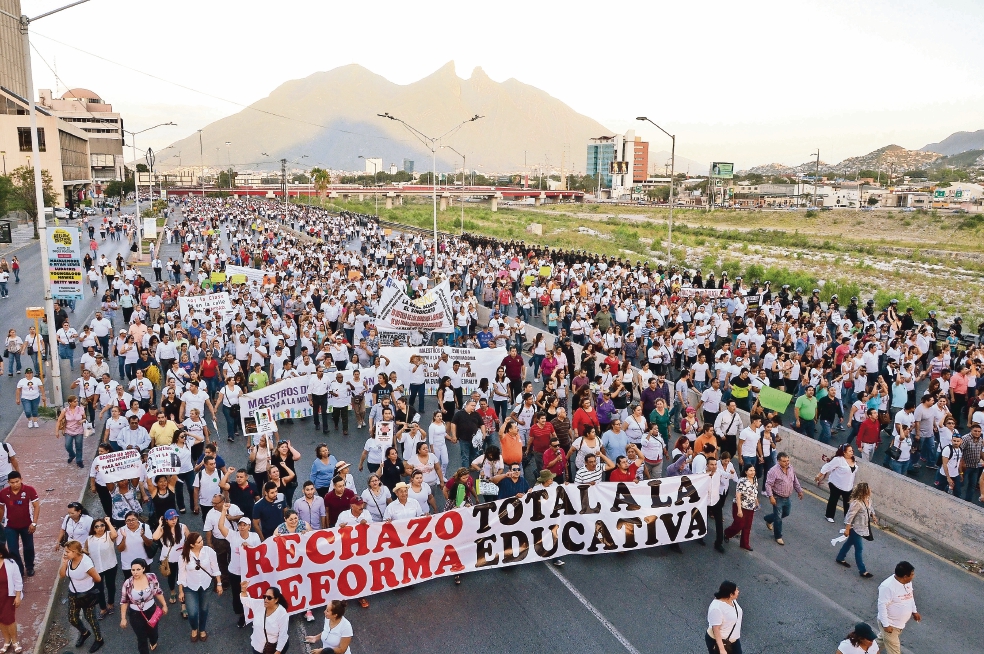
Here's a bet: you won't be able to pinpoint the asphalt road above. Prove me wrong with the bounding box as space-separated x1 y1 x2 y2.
39 208 984 653
0 212 133 435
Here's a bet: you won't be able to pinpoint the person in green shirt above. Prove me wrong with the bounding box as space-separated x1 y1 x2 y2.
794 385 819 439
248 362 269 391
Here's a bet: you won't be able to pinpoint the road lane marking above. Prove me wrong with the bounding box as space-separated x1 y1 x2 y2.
545 562 642 654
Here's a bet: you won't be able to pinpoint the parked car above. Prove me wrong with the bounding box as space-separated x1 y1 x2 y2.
53 207 70 219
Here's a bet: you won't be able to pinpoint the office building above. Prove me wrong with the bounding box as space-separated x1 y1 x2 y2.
38 88 124 181
586 130 648 197
586 136 616 190
0 0 26 100
403 158 414 174
0 86 91 207
363 157 382 175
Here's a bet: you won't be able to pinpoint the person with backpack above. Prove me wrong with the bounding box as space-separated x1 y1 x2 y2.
936 433 963 495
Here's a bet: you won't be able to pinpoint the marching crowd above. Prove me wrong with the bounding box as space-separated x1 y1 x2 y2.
0 195 969 654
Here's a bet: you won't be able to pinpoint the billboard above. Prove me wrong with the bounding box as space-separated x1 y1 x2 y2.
710 162 734 178
609 161 630 175
47 226 84 300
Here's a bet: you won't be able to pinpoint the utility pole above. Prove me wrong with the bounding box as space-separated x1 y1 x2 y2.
812 150 821 208
281 158 287 217
198 130 205 197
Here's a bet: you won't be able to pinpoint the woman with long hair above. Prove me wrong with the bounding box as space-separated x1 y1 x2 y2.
84 518 117 620
835 483 876 578
437 376 457 424
815 444 858 523
0 544 22 653
241 583 289 654
177 532 221 642
119 558 167 654
152 508 189 611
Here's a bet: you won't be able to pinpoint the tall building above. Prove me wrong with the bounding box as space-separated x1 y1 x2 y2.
0 1 26 100
403 158 414 174
363 157 382 174
38 88 124 181
586 130 648 196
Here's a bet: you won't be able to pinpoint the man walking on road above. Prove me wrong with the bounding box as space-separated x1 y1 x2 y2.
763 452 803 546
877 561 920 654
0 471 40 575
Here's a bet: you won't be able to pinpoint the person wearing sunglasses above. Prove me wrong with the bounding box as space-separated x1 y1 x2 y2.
241 582 289 654
492 463 530 500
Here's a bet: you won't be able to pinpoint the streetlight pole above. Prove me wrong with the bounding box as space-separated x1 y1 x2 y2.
358 156 379 216
123 122 176 265
377 112 483 272
225 141 232 191
0 0 91 405
197 130 205 197
442 145 466 235
637 117 675 265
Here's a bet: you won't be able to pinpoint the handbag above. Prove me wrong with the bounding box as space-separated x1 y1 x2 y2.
261 607 280 654
886 444 902 461
143 605 164 628
862 507 875 542
68 573 101 609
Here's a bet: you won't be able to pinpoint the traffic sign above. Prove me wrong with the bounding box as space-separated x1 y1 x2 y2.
934 189 945 198
26 307 45 318
955 190 963 199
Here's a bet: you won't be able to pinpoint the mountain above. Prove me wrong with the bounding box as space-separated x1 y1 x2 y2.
739 145 942 177
921 129 984 156
648 150 708 177
159 62 614 173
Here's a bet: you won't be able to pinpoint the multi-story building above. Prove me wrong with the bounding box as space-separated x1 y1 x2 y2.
38 88 124 181
0 0 26 100
363 157 382 175
0 86 91 207
586 130 649 197
403 158 414 174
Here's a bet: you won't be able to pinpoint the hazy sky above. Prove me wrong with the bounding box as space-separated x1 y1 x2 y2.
21 0 984 170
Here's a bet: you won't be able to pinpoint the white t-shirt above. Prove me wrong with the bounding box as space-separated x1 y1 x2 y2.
707 599 742 642
836 638 879 654
193 467 223 505
319 617 354 654
67 554 96 593
227 530 261 576
16 377 42 400
407 483 433 514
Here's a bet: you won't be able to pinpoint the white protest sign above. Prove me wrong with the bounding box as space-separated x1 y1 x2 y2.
177 292 232 319
379 345 505 395
94 449 142 483
240 375 312 435
374 279 455 333
146 445 181 477
374 420 395 448
225 265 268 286
253 407 276 433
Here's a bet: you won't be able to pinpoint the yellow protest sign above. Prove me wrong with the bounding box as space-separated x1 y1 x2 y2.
230 274 247 284
211 272 226 283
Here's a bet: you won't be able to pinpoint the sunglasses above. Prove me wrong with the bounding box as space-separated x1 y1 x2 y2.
264 594 276 600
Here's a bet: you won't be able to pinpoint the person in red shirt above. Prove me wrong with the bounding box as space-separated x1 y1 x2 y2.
500 347 526 399
542 437 568 483
608 455 640 483
0 471 40 575
855 408 882 462
323 476 356 528
476 399 499 436
526 413 556 476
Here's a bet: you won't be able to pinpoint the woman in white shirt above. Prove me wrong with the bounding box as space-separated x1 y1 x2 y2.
84 518 119 619
59 540 102 651
407 469 438 514
177 532 222 642
241 583 289 654
304 600 354 654
835 622 879 654
888 424 913 476
360 474 392 523
815 444 858 523
706 580 742 654
427 411 450 478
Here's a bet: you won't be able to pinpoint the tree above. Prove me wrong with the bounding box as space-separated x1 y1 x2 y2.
9 165 56 239
0 175 14 217
103 178 134 200
310 167 331 200
291 173 310 184
645 186 671 203
217 169 237 188
135 163 149 173
867 195 880 206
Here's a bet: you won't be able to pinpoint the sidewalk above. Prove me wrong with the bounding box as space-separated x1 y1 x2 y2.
1 413 91 654
0 219 41 256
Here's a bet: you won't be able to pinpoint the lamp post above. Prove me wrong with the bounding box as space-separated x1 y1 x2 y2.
358 155 379 216
441 145 466 235
225 141 232 190
377 113 483 272
123 122 176 266
636 117 675 265
0 0 92 405
197 130 205 197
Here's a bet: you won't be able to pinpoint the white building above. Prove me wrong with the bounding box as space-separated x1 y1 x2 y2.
363 157 382 175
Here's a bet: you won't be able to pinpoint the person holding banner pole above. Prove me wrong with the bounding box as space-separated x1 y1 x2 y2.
240 582 289 654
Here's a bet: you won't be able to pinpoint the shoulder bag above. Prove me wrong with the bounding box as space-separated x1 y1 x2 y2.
67 565 101 609
261 608 280 654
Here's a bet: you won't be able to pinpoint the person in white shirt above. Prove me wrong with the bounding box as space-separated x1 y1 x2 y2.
706 581 743 654
382 482 423 521
835 622 879 654
57 321 80 371
176 532 222 642
877 561 920 654
217 513 260 628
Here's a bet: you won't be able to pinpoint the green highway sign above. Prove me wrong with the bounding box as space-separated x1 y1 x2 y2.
955 190 963 199
934 189 945 198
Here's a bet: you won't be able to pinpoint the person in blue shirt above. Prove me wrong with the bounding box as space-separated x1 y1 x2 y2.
196 443 226 471
476 326 494 349
494 463 530 500
252 482 286 539
310 444 338 497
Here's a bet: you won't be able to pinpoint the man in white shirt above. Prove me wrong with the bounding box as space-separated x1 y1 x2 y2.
56 320 79 371
180 381 213 422
697 378 723 426
877 561 920 654
119 415 150 450
90 311 113 355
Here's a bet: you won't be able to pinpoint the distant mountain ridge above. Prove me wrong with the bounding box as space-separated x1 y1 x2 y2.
739 145 943 177
921 129 984 156
160 62 615 173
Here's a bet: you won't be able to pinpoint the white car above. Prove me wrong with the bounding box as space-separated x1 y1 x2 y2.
53 207 70 219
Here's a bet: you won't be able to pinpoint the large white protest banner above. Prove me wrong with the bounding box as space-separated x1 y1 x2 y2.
241 476 710 615
145 445 182 477
379 345 505 395
178 292 232 319
676 287 731 299
93 449 142 483
225 265 269 286
240 375 312 435
374 279 454 333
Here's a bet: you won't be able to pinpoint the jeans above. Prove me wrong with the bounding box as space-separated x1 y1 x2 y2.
64 433 84 466
934 471 963 496
531 353 545 378
889 458 911 476
5 525 35 572
6 351 20 375
221 404 238 440
58 343 75 370
0 281 7 297
21 396 40 419
460 436 479 471
963 467 983 503
764 495 791 539
818 419 832 444
408 383 425 415
798 419 816 440
183 586 211 632
836 530 867 573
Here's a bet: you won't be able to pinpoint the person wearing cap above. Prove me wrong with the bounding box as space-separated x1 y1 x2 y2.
216 509 259 629
835 622 878 654
151 507 189 609
382 482 423 522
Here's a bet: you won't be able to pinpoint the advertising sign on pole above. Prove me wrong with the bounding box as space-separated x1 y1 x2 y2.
47 226 84 300
710 162 734 179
